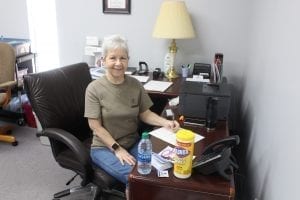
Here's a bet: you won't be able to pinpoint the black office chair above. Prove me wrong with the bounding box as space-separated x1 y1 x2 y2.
24 63 125 200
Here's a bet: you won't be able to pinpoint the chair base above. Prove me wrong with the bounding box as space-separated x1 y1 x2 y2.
52 183 125 200
53 183 99 200
0 125 18 146
101 188 125 200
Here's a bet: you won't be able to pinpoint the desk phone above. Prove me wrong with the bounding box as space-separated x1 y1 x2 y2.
193 135 240 181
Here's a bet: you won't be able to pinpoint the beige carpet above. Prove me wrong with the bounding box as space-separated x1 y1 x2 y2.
0 121 81 200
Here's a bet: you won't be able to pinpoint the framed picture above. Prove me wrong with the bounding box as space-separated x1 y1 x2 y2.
103 0 131 14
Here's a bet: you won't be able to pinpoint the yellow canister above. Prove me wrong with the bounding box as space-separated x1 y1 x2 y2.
173 129 195 179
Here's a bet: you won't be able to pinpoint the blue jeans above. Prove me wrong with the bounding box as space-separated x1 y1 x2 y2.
90 142 139 186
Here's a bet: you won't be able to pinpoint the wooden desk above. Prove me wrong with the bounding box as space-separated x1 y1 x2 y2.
129 119 235 200
146 75 184 97
146 75 183 115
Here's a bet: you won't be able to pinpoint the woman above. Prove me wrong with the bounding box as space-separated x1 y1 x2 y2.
84 34 179 199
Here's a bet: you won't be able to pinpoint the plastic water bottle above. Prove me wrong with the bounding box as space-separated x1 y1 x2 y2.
137 132 152 175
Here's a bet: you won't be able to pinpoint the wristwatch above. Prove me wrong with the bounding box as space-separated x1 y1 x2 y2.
111 143 120 151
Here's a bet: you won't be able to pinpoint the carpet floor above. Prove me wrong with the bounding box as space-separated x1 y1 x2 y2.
0 121 84 200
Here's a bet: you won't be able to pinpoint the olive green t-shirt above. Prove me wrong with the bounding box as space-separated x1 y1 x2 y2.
84 75 153 149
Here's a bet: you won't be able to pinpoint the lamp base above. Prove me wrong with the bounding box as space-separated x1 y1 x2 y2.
165 66 178 79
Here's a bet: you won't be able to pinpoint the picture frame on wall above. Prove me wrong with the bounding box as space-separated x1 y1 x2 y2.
103 0 131 14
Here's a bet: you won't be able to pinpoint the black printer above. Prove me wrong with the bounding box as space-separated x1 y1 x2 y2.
179 82 231 120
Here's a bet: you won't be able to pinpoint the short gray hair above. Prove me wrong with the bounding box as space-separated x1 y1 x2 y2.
102 34 129 58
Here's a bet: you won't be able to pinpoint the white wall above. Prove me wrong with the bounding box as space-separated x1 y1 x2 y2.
1 0 247 86
0 0 30 38
240 0 300 199
54 0 247 85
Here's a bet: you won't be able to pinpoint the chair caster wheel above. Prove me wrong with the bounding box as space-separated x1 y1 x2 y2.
17 118 25 126
12 141 18 146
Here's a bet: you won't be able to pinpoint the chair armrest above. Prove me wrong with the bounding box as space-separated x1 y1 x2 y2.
37 128 93 184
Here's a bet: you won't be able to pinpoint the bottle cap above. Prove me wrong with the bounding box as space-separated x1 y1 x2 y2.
141 132 149 139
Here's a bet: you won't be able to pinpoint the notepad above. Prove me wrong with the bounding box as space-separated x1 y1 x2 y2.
143 80 173 92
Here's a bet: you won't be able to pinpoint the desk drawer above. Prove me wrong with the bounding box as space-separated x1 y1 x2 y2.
129 176 234 200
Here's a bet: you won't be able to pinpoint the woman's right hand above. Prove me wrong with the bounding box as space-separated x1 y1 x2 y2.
114 146 136 166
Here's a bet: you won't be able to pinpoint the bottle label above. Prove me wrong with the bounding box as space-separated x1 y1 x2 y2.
138 153 151 163
174 146 189 159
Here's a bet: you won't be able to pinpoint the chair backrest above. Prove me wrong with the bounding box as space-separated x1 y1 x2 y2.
24 63 93 142
0 42 16 86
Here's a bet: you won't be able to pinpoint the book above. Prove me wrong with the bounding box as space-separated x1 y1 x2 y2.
158 146 176 163
151 152 173 171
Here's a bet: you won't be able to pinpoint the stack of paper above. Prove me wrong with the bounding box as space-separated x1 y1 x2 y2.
143 80 173 92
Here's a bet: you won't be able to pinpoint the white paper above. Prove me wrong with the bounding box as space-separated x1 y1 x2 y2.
186 75 210 83
143 80 173 92
149 127 204 146
130 75 149 83
108 0 126 9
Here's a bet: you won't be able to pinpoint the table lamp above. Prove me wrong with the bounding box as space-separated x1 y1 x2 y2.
153 0 195 79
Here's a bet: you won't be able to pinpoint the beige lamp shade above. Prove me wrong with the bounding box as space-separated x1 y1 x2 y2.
152 0 195 39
